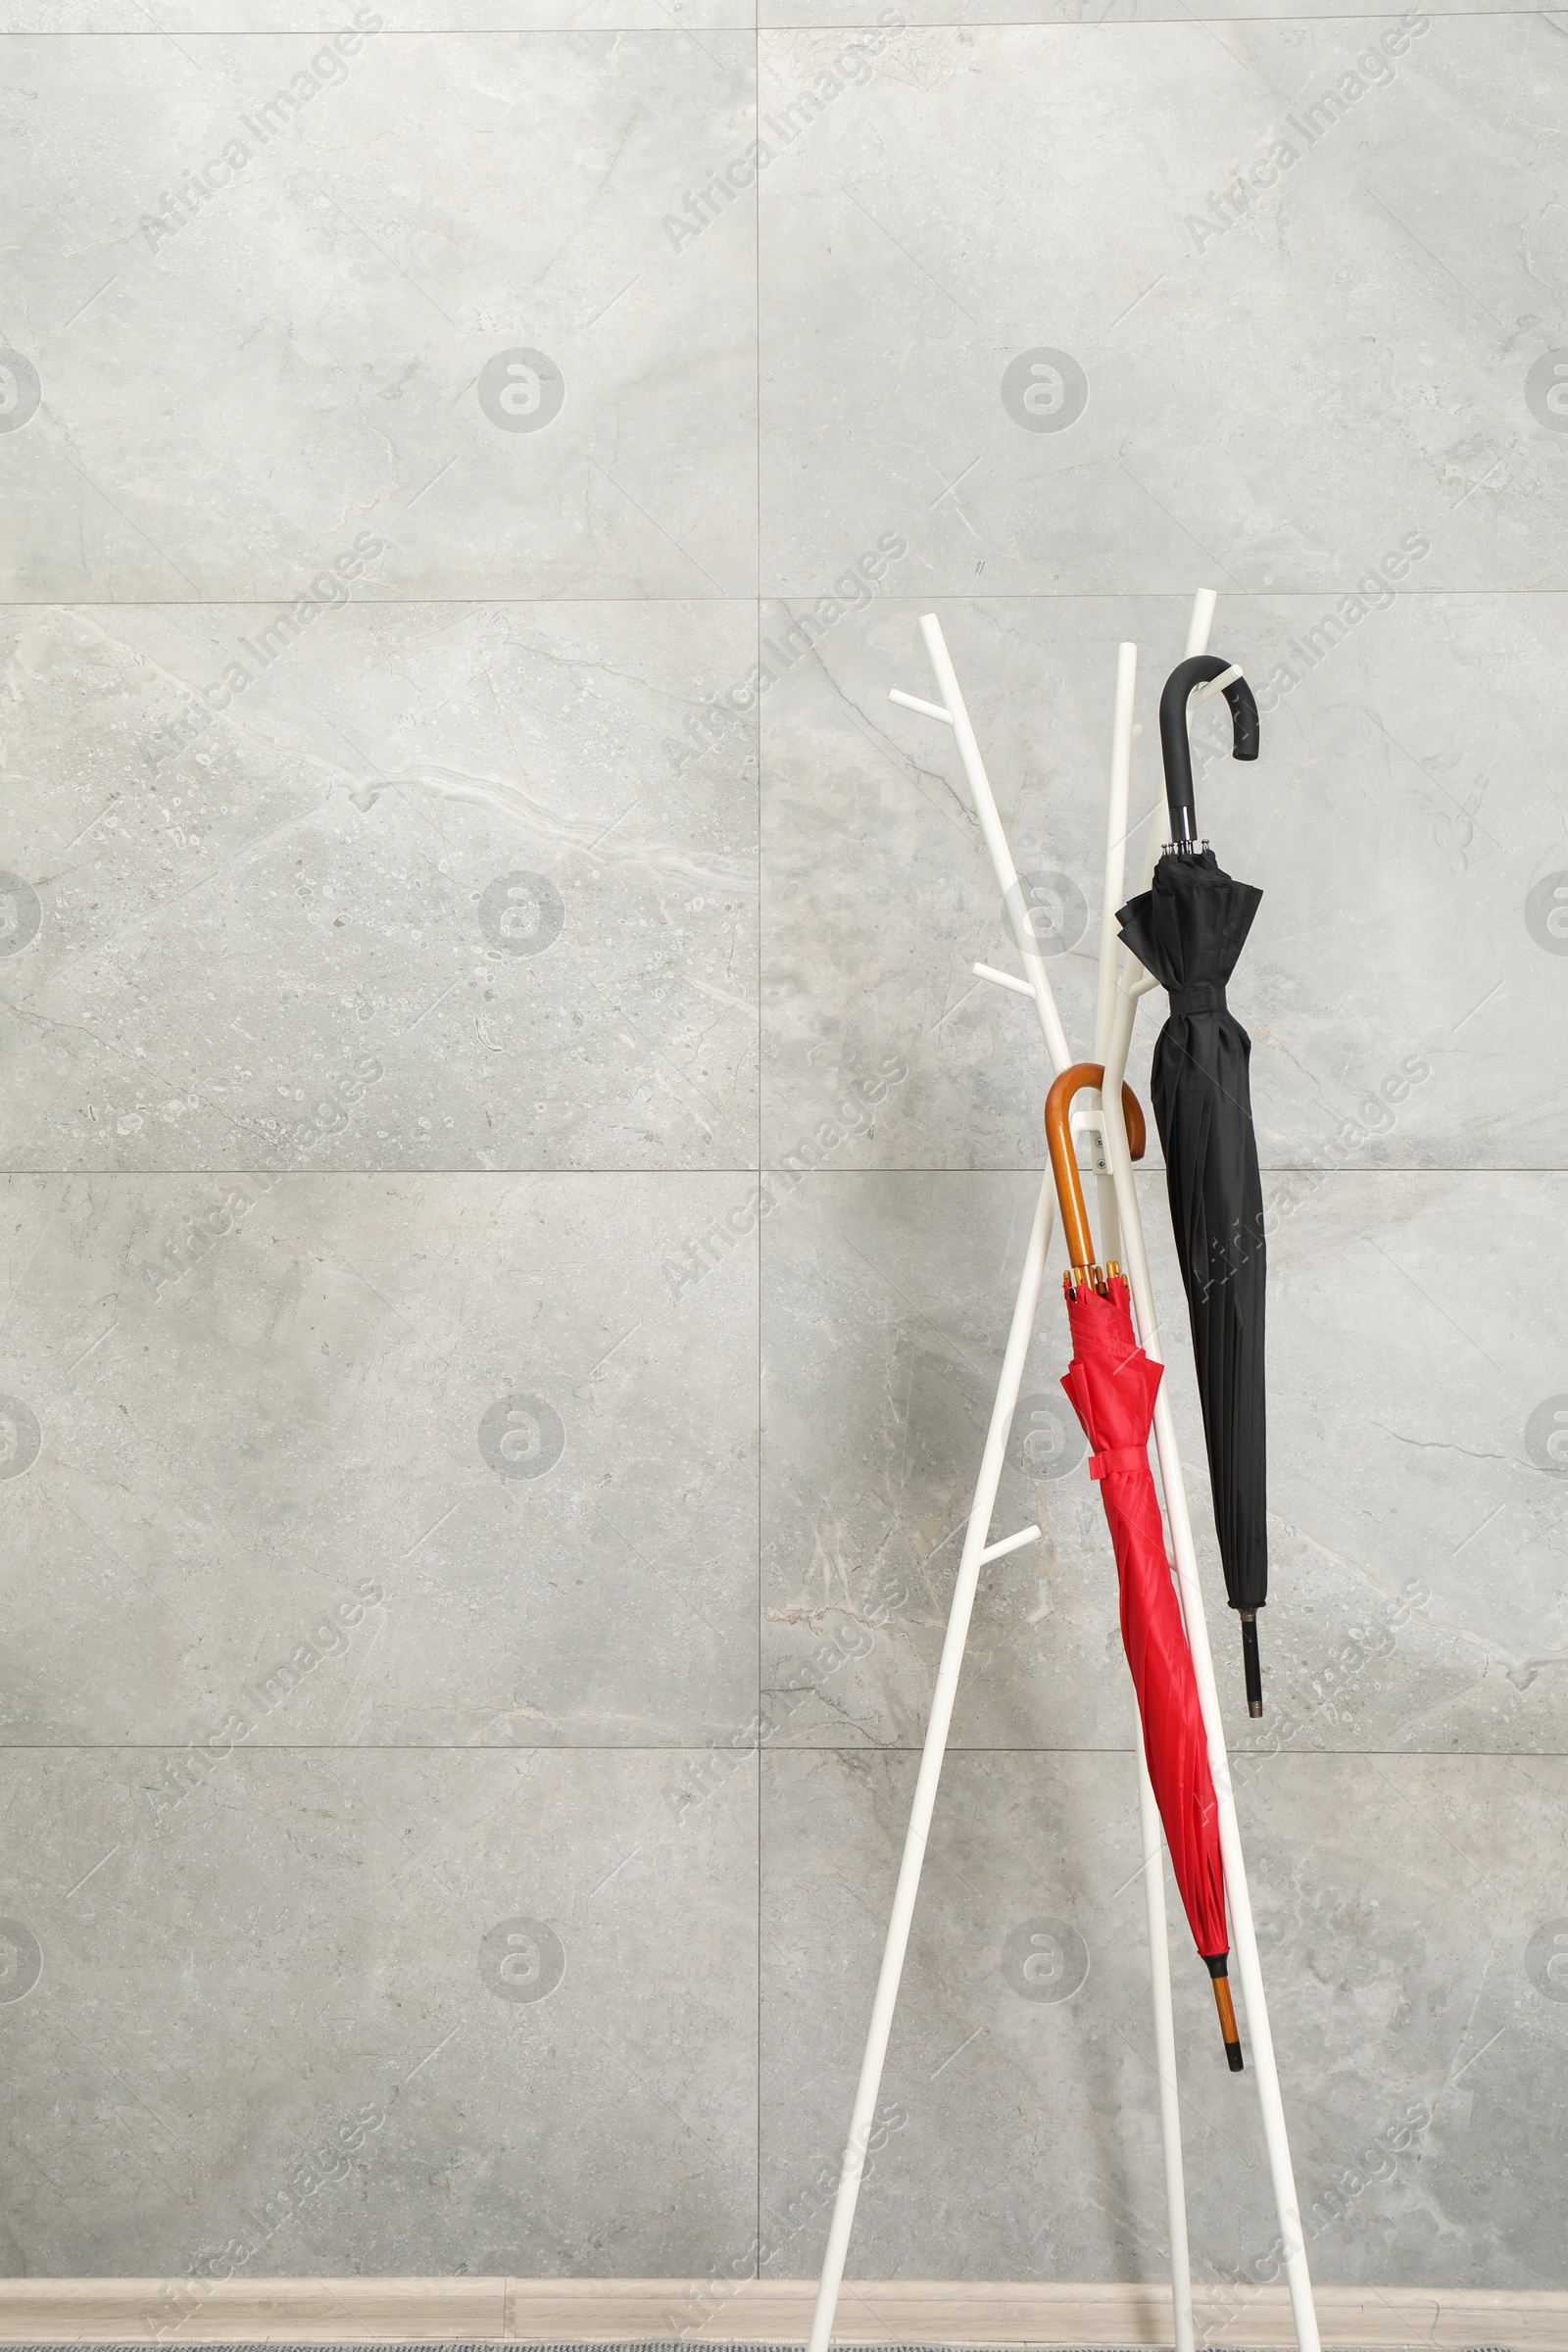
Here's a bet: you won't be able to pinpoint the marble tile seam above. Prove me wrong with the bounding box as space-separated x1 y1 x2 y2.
2 9 1562 22
0 1166 1557 1175
5 589 1568 603
0 1742 1560 1757
0 597 761 606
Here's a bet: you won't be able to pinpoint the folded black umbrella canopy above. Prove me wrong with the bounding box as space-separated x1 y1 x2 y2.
1116 653 1269 1716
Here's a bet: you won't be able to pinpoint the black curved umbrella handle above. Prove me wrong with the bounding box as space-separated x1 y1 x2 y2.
1158 654 1259 845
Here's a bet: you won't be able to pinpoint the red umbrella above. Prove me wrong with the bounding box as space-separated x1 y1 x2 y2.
1046 1061 1242 2072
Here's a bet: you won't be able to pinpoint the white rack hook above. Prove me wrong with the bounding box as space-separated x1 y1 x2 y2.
888 687 955 726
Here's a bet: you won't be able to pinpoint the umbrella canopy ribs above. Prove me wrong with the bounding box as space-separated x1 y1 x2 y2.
1118 653 1271 1719
1045 1062 1243 2073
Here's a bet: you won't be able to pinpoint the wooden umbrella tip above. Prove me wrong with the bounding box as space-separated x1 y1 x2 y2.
1208 1963 1245 2072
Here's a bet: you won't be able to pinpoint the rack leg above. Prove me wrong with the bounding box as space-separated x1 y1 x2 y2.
1136 1729 1195 2352
1095 633 1193 2352
807 1174 1055 2352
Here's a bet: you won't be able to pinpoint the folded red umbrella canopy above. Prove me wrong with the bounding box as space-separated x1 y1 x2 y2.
1046 1062 1242 2071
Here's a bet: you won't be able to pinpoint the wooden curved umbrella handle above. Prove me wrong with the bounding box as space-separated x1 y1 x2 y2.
1044 1063 1148 1272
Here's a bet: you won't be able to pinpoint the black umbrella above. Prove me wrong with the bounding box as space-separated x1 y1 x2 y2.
1116 653 1269 1716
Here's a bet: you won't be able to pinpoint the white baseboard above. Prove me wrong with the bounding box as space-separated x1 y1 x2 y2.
0 2277 1557 2350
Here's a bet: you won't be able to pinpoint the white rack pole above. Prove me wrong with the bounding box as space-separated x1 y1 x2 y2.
1092 643 1139 1271
805 1169 1054 2352
1097 581 1225 1332
1100 588 1222 1336
1099 595 1319 2352
917 614 1073 1077
808 621 1079 2352
812 615 1187 2352
1092 635 1194 2352
1093 646 1141 1043
1186 587 1218 662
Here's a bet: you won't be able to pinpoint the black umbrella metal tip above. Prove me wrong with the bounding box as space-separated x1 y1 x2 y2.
1240 1611 1263 1717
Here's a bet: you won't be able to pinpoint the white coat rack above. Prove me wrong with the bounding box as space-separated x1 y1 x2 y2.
807 595 1320 2352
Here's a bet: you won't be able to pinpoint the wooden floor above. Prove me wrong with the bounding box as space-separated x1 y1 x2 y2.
0 2278 1556 2349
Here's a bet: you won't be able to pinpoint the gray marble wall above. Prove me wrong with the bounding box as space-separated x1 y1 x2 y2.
0 0 1564 2301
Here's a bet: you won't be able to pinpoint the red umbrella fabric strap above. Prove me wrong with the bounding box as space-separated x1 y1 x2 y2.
1089 1444 1153 1480
1045 1063 1243 2073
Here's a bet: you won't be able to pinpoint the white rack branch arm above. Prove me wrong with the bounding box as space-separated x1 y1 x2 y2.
976 1524 1042 1567
888 687 955 726
972 961 1035 999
